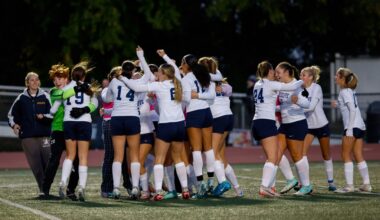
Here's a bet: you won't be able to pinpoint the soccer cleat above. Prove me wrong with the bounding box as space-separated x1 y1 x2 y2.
112 188 121 199
163 191 178 199
328 181 337 192
131 187 140 200
58 182 65 199
335 185 355 193
271 187 277 193
140 191 150 200
78 187 85 202
259 185 280 198
280 178 298 194
101 192 113 198
206 178 214 194
67 192 78 201
182 189 190 200
153 191 164 201
359 184 372 193
212 181 231 197
234 186 244 197
198 182 208 198
294 185 313 196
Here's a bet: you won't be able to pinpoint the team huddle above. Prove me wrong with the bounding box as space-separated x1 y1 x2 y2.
7 46 371 202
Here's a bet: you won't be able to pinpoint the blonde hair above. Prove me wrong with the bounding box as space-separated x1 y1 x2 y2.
108 66 122 81
198 57 218 74
160 63 182 102
72 60 99 96
337 67 358 89
256 61 273 79
301 65 321 82
49 64 70 80
25 72 39 87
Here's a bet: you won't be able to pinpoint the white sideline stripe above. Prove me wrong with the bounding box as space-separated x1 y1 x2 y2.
0 197 61 220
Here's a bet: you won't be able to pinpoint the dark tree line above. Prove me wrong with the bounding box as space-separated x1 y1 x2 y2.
1 0 380 92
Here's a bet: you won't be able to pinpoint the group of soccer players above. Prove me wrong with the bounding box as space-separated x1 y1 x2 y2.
8 46 372 202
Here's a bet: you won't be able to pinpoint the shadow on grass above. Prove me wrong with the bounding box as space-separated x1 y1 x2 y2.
28 196 125 208
280 192 380 203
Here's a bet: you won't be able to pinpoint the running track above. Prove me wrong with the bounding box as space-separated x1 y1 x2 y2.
1 144 379 169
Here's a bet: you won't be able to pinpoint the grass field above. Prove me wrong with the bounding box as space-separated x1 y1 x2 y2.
0 162 379 220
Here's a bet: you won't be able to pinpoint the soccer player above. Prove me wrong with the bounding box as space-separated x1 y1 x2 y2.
276 61 313 195
333 68 372 193
300 66 336 191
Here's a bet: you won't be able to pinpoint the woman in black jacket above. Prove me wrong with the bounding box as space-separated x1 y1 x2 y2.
8 72 52 196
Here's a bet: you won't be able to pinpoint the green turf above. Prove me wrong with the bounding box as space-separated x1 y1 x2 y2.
0 162 379 220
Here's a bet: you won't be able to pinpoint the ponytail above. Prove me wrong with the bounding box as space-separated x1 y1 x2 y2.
173 77 183 102
71 61 97 96
256 61 273 79
183 54 211 88
337 68 358 89
301 65 321 82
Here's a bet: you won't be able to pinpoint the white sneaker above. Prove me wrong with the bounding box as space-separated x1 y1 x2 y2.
131 187 140 200
113 188 121 199
335 185 355 193
140 191 150 200
78 187 85 202
359 184 372 192
234 186 244 197
259 185 280 198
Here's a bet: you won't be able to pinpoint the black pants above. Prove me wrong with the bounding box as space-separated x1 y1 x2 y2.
42 131 79 194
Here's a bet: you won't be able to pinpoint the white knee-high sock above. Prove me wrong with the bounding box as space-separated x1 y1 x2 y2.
61 159 73 186
78 165 88 189
295 157 310 186
214 160 226 183
204 149 215 173
279 155 294 181
192 151 203 179
186 165 197 191
154 164 164 192
270 165 278 187
112 161 122 188
164 165 175 192
357 161 370 184
344 162 354 185
324 158 334 182
225 164 239 188
145 154 155 179
261 162 276 187
140 172 148 192
175 162 188 189
130 162 140 188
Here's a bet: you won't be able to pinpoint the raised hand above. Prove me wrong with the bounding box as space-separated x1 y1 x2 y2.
157 49 166 57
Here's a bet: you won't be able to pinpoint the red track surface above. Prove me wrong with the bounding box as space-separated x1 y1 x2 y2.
0 144 379 169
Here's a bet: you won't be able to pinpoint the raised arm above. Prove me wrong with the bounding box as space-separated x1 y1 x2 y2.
158 49 182 80
136 46 153 83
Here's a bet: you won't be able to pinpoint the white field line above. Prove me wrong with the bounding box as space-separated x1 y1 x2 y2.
0 197 61 220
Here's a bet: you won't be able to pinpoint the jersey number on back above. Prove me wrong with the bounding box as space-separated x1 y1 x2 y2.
170 88 175 100
253 88 264 103
66 92 84 105
116 85 135 101
194 80 205 93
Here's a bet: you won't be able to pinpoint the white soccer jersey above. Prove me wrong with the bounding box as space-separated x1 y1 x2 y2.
278 79 310 124
120 78 185 123
337 88 366 131
182 72 215 113
304 83 329 129
253 79 303 121
210 83 233 118
63 81 98 122
138 93 155 134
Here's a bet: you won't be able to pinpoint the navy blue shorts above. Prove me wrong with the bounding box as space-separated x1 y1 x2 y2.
111 116 140 136
251 119 278 141
156 121 186 142
344 128 365 139
213 115 234 134
279 119 308 141
140 133 154 145
63 121 92 141
186 108 213 128
308 124 330 139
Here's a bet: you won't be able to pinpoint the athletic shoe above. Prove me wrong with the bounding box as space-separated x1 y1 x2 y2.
58 182 65 199
335 185 355 193
140 191 150 200
67 192 78 201
112 188 121 199
234 186 244 197
101 192 113 198
294 185 313 196
259 185 280 198
328 181 337 192
198 182 208 198
293 184 301 192
271 187 277 193
182 189 190 200
280 178 298 194
153 191 164 201
359 184 372 193
212 181 231 197
78 187 85 202
164 191 178 199
131 186 140 200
